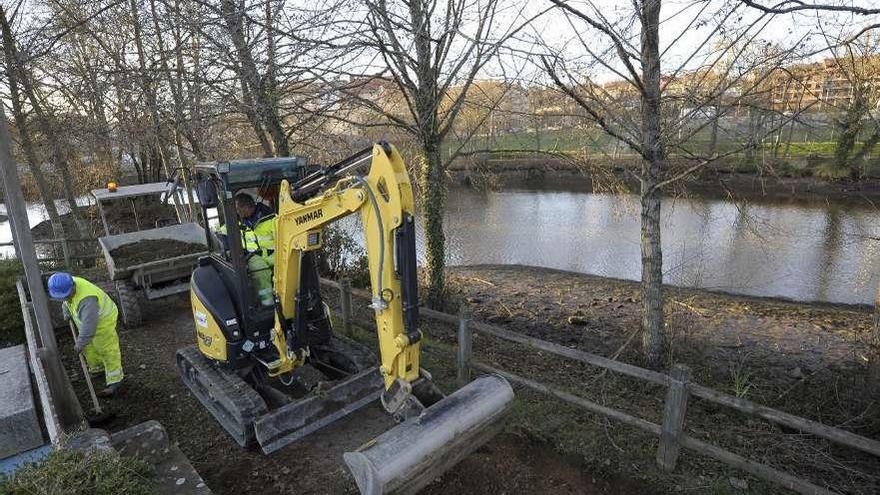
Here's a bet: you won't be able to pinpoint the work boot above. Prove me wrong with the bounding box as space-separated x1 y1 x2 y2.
98 382 122 398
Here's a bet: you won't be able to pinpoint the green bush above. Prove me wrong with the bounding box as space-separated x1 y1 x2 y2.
0 449 156 495
318 225 371 288
0 258 24 348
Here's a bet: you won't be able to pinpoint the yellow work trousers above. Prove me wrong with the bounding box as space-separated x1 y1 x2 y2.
248 255 275 307
82 310 124 386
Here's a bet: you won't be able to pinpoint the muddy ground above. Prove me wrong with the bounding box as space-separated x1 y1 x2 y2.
58 264 880 494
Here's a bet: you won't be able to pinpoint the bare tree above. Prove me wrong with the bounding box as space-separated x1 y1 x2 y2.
333 0 525 305
537 0 831 365
0 5 68 246
0 4 89 240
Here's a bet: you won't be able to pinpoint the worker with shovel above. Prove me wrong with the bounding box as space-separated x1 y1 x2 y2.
47 272 124 397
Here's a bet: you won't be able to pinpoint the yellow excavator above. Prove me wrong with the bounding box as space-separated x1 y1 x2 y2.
178 142 513 493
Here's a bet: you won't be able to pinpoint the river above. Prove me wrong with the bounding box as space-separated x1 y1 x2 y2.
3 184 878 305
429 184 880 306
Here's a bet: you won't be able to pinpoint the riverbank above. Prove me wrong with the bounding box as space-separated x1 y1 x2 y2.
437 265 879 494
449 155 880 202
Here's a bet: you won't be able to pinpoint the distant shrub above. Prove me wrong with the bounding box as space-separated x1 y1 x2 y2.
0 258 24 348
318 224 370 289
814 160 853 180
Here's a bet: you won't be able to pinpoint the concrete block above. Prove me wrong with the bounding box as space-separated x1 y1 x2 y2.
0 345 43 459
66 428 114 455
110 420 170 465
112 421 211 494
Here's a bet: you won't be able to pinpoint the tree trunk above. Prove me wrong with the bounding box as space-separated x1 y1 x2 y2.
221 0 288 156
84 57 115 172
639 0 666 367
420 142 446 306
708 105 719 156
129 0 170 180
237 65 274 157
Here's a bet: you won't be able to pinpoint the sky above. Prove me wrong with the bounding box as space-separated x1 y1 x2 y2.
480 0 880 84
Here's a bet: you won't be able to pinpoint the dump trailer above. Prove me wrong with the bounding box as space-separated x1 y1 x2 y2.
92 182 207 326
178 144 514 494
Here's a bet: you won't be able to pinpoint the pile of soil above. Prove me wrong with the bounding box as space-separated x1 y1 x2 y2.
110 239 204 266
102 200 179 233
31 200 180 240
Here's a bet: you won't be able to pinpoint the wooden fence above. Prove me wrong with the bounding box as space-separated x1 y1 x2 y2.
325 278 879 495
0 236 98 265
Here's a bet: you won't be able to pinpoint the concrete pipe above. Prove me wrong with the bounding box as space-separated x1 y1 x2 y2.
344 374 514 495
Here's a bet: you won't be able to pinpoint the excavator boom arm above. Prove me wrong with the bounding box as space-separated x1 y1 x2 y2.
271 143 421 389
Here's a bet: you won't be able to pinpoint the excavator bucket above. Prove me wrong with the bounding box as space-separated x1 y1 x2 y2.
254 368 384 454
344 375 514 495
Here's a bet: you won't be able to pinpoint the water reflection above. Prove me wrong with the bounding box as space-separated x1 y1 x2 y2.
433 186 880 305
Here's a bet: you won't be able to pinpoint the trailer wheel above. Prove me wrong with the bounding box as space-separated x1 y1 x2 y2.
115 282 142 328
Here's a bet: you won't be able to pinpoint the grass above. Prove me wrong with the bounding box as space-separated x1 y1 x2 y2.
730 363 754 399
445 129 880 163
0 448 157 495
0 258 24 348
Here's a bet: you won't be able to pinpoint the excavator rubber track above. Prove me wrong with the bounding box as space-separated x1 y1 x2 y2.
176 345 268 447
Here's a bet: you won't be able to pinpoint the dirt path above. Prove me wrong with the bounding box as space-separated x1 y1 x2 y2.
60 291 653 495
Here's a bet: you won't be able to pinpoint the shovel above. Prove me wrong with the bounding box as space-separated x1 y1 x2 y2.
69 323 116 426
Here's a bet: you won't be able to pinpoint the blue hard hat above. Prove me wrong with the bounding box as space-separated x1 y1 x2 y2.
47 272 74 300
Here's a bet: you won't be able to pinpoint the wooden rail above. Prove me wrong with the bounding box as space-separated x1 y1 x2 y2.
324 277 878 495
0 236 99 266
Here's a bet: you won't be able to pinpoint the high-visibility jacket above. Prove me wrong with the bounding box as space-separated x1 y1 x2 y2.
241 214 276 262
215 214 276 263
64 277 123 385
64 277 117 330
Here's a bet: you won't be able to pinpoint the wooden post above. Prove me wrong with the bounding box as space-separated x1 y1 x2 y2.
340 277 352 335
61 237 71 267
457 307 472 387
0 105 83 430
97 198 110 236
873 280 880 347
657 364 691 472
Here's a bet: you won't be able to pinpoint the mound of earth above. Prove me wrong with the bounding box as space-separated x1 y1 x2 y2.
109 239 205 266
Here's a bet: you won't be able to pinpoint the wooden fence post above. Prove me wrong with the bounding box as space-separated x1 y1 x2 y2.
657 364 691 472
457 307 472 387
339 278 352 335
61 237 71 267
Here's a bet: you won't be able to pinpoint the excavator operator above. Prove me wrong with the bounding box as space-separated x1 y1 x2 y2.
215 192 277 306
234 192 276 307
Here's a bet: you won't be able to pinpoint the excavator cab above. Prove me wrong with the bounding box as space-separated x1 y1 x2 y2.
178 144 514 494
188 156 325 368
